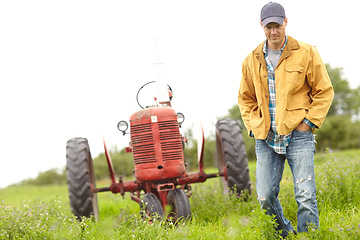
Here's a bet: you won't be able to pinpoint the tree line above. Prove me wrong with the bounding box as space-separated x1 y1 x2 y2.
17 64 360 185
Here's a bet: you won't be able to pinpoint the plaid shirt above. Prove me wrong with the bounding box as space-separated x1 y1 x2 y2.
263 36 291 154
262 36 316 154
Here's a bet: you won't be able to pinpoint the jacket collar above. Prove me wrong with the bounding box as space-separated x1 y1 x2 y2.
254 36 300 67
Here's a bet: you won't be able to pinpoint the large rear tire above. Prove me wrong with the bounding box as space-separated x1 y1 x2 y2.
216 118 251 197
66 137 99 220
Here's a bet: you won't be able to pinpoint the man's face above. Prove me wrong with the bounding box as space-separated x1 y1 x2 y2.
261 18 287 49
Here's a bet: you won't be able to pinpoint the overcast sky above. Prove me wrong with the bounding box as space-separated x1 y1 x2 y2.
0 0 358 188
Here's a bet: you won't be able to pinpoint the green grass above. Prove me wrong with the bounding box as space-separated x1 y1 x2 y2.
0 185 68 208
1 149 360 239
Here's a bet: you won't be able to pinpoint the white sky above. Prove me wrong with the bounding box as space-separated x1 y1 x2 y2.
0 0 358 188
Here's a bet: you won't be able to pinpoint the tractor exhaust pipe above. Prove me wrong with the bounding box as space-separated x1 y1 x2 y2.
154 39 171 107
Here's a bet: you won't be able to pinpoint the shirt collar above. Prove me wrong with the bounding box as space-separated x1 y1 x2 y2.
263 35 288 54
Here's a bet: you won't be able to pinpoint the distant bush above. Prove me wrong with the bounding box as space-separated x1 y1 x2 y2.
19 168 66 186
315 116 360 151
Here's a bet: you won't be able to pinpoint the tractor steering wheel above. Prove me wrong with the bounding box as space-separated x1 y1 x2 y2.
136 81 173 109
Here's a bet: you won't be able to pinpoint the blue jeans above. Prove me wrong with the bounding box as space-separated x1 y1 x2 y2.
255 130 319 236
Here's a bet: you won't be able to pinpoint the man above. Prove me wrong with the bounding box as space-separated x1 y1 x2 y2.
238 2 334 237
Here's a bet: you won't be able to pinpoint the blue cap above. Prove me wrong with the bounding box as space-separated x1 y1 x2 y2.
261 2 286 26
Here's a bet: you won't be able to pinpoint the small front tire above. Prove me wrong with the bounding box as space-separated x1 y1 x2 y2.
140 193 164 222
167 189 191 222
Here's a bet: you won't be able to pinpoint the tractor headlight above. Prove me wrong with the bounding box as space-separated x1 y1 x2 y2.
177 112 185 126
117 120 129 135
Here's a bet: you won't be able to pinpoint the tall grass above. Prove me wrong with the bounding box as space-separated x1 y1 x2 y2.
1 149 359 239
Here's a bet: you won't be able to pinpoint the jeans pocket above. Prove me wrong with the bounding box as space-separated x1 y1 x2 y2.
293 129 311 133
293 129 313 139
291 130 315 152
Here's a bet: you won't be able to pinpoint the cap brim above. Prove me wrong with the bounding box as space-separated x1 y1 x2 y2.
262 16 284 26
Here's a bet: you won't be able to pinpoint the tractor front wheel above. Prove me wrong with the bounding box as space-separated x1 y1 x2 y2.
140 193 164 221
167 189 191 222
66 137 99 220
216 118 251 197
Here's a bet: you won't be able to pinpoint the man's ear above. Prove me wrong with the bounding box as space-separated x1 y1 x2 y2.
283 18 288 27
260 21 264 28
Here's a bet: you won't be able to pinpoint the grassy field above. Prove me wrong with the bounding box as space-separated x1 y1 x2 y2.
1 149 359 239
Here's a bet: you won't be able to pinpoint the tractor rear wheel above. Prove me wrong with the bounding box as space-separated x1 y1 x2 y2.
167 189 191 222
140 193 164 221
216 118 251 197
66 137 99 220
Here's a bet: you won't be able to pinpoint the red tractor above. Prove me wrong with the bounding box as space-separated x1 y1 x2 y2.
66 60 251 222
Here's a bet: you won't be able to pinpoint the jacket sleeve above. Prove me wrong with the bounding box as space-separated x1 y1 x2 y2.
238 59 257 136
305 46 334 128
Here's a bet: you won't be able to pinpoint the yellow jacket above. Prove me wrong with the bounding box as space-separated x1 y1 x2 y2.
238 36 334 139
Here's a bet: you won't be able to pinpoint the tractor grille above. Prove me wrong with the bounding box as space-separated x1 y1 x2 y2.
131 123 155 164
159 120 182 161
131 120 183 165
